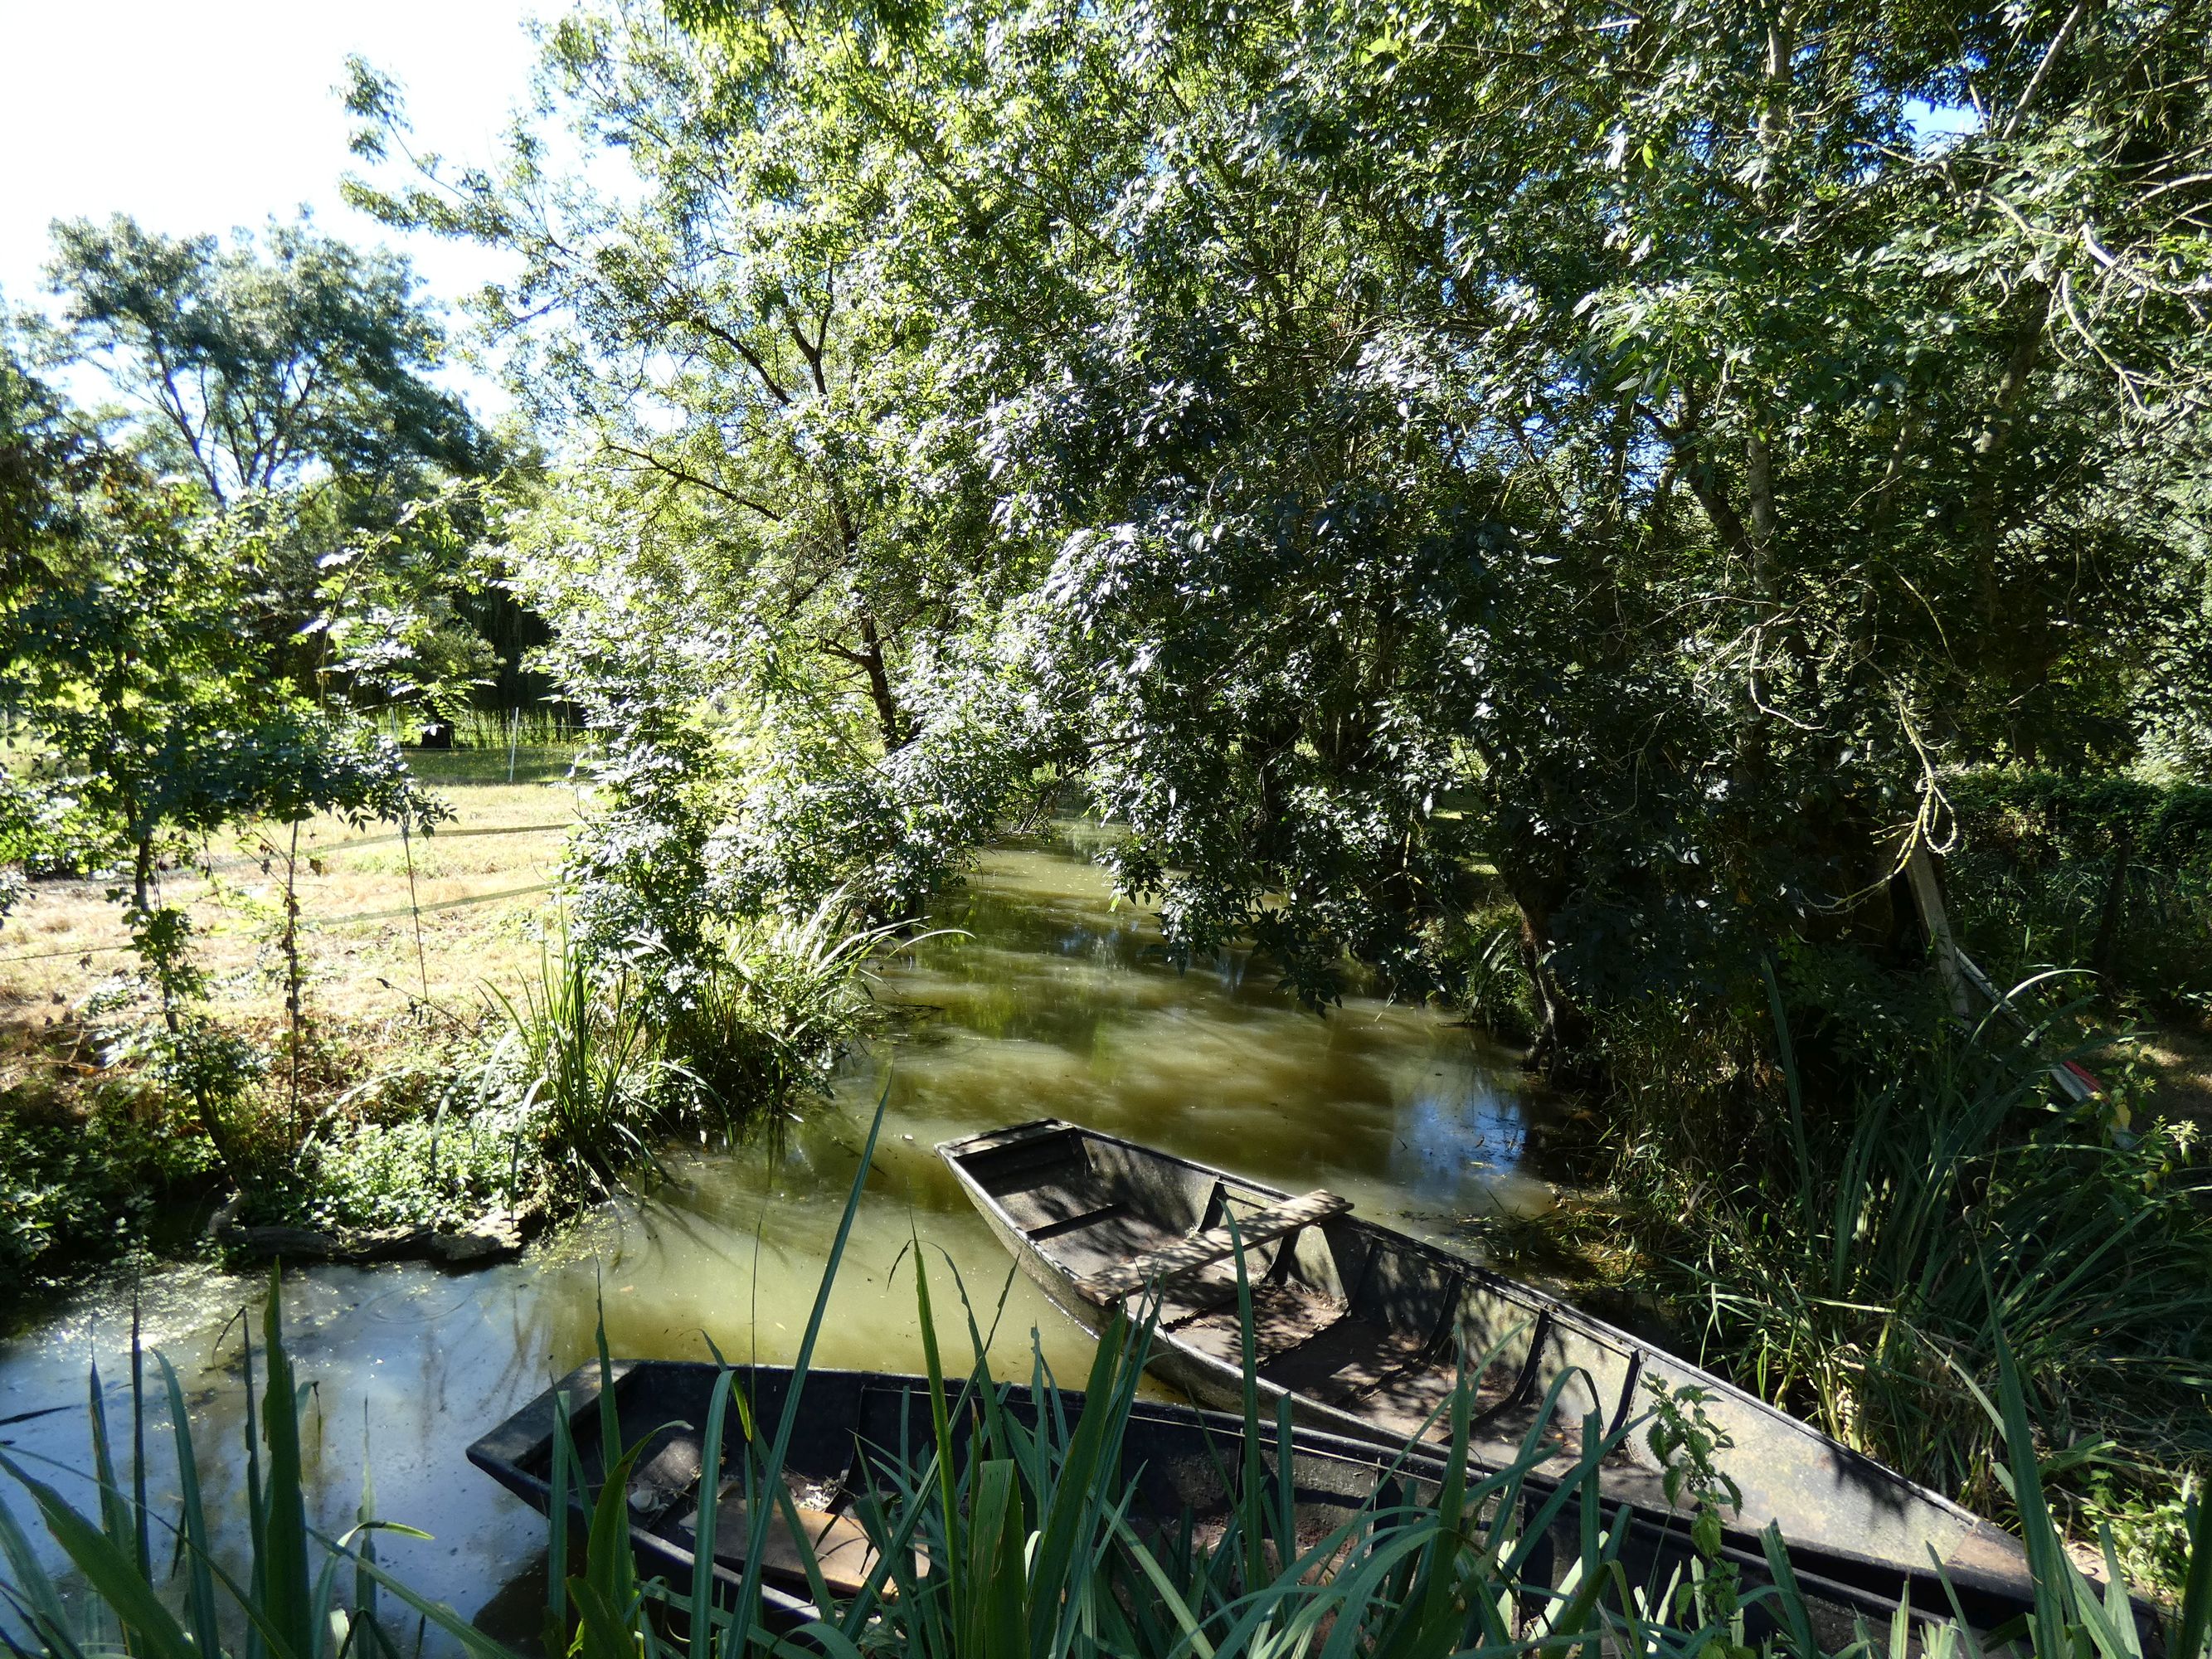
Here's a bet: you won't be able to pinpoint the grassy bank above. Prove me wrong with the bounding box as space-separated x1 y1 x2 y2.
0 747 575 1306
0 746 886 1318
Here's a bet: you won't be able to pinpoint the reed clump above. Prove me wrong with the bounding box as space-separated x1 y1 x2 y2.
1597 995 2212 1601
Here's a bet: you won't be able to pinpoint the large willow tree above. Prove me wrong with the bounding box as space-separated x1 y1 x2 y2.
348 0 2212 1066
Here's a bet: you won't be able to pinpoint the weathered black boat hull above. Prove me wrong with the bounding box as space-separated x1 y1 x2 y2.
939 1118 2044 1628
469 1360 2002 1636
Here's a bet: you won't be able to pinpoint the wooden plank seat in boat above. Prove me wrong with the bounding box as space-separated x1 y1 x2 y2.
681 1488 910 1598
1176 1282 1348 1369
1079 1190 1351 1302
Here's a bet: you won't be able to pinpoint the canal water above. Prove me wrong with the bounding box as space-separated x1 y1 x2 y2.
0 824 1551 1637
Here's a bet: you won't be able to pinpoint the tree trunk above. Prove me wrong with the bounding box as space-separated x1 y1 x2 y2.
282 820 304 1143
1501 869 1594 1084
1903 839 1972 1018
130 835 185 1038
132 834 153 921
855 609 907 752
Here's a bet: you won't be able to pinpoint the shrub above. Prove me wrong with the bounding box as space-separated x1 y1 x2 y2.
290 1105 537 1233
488 942 670 1197
0 1087 216 1296
1618 1015 2212 1596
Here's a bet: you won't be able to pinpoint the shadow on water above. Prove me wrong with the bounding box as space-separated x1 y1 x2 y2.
0 821 1555 1642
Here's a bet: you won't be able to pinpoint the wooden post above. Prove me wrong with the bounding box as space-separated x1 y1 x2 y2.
1903 839 1972 1018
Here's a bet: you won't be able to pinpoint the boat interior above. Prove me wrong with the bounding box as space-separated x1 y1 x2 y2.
509 1366 921 1597
948 1121 1645 1462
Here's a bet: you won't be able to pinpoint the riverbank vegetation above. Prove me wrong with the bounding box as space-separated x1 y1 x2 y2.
0 226 891 1315
336 0 2212 1596
8 0 2212 1614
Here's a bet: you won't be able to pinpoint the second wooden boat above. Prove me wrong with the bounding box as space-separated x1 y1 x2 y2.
470 1359 1989 1636
940 1117 2040 1623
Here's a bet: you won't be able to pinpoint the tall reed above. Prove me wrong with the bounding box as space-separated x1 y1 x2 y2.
1631 1010 2212 1592
486 938 668 1196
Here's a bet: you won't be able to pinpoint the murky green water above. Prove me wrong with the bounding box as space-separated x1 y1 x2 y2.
0 825 1549 1637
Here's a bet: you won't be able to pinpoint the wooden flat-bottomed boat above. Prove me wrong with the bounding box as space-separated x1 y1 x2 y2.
469 1359 2013 1634
473 1362 1523 1627
939 1117 2040 1623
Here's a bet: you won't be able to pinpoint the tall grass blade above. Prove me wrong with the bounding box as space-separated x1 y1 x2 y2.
129 1287 148 1584
545 1384 574 1647
84 1365 134 1580
573 1438 652 1652
341 1553 524 1659
241 1306 267 1659
962 1459 1025 1659
2172 1479 2212 1659
258 1276 317 1659
910 1238 960 1561
0 1455 197 1659
154 1354 223 1659
686 1367 737 1659
0 1486 79 1659
593 1309 621 1501
725 1082 892 1633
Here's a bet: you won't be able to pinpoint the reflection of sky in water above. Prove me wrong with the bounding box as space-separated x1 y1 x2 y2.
1388 1085 1529 1209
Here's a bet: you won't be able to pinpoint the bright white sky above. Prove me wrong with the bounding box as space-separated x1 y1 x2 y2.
0 0 547 410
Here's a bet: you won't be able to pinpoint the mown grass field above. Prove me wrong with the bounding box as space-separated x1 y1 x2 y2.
0 747 581 1056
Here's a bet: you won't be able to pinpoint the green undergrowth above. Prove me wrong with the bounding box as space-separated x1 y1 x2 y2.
2 900 894 1309
4 1095 2210 1659
0 1083 218 1310
1946 769 2212 1022
1561 981 2212 1603
232 909 892 1233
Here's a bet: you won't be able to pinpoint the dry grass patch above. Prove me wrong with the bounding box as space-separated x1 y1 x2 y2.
0 747 583 1034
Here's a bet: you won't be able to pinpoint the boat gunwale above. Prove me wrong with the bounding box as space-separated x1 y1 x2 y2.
936 1117 2040 1611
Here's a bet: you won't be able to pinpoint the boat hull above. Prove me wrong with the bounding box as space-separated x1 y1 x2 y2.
941 1117 2042 1627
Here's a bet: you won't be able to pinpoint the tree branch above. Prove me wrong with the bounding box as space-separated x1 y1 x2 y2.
600 439 786 518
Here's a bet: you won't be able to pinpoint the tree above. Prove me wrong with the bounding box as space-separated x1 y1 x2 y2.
37 216 529 723
43 215 484 505
0 446 445 1165
343 12 976 760
357 0 2212 1078
679 0 2212 1065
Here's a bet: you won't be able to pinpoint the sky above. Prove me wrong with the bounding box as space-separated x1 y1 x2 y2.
0 0 547 409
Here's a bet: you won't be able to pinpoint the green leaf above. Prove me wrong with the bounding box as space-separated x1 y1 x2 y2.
0 1452 198 1659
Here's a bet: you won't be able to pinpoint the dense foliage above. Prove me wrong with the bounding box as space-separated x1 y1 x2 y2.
1946 771 2212 1015
1 236 522 1282
343 0 2212 1077
5 0 2212 1608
